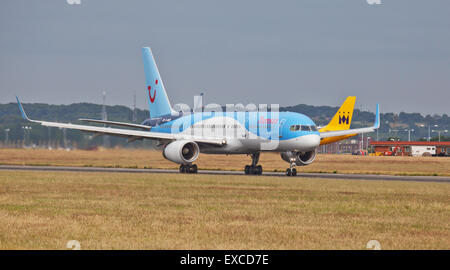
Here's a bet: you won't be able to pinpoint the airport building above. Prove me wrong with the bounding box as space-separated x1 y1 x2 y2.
370 141 450 156
318 137 371 155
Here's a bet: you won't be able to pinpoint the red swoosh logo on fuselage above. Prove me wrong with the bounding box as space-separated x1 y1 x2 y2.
148 86 156 103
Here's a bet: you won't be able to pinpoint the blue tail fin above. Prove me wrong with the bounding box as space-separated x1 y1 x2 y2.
142 47 175 118
374 104 380 129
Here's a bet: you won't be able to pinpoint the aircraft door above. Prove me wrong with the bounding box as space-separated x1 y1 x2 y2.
279 119 286 139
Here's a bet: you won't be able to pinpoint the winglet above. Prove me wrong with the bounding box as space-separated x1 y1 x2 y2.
16 96 31 121
374 104 380 129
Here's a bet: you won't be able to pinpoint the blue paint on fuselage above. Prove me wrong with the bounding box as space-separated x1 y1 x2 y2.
146 111 318 141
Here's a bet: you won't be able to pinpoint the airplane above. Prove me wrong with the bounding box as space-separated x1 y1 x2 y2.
16 47 380 176
319 96 357 145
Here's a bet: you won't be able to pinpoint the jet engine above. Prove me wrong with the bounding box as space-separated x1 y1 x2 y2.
280 150 316 166
163 140 200 165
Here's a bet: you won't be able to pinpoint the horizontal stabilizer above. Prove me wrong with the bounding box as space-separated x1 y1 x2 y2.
320 104 380 138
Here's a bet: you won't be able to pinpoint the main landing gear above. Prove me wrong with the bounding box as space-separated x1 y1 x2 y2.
286 160 297 176
244 153 263 175
180 164 197 174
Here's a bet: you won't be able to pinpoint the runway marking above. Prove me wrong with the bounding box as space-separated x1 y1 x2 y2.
0 165 449 183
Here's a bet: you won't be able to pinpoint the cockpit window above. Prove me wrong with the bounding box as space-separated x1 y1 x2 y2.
290 125 318 132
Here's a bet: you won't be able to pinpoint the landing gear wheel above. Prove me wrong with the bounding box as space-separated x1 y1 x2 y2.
286 168 292 176
291 168 297 176
190 164 198 174
243 153 263 175
245 165 250 175
256 165 262 175
180 164 198 174
286 168 297 176
244 165 262 175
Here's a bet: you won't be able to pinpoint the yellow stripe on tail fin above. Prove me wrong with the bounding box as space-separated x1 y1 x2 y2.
320 96 356 132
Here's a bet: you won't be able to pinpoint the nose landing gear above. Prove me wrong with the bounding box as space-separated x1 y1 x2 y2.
244 153 263 175
180 164 198 174
286 159 297 176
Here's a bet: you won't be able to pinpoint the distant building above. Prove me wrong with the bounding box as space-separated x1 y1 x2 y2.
318 139 361 154
370 141 450 156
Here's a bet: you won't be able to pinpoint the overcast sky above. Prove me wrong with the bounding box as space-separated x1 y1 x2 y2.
1 0 449 115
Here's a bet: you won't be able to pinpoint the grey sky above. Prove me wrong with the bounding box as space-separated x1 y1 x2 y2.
1 0 449 115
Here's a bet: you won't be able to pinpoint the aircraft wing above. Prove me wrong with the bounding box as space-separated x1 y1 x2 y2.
16 97 226 146
320 104 380 138
78 118 151 130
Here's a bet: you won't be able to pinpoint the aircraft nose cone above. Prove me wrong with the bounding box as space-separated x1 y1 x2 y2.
298 134 321 151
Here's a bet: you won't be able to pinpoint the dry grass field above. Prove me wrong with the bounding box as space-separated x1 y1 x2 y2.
0 170 449 250
0 148 449 176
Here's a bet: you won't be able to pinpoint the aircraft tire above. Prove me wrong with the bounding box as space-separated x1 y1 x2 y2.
256 165 262 175
191 164 198 174
286 168 292 176
244 165 250 175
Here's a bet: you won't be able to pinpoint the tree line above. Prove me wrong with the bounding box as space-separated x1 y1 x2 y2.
0 102 448 148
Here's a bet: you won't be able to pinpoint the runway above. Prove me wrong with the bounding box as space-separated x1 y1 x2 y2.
1 165 449 183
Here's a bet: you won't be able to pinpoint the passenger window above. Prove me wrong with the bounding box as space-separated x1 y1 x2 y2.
290 125 301 131
291 125 315 131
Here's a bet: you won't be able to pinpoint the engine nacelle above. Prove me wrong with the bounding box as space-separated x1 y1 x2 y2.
163 140 200 165
280 150 316 166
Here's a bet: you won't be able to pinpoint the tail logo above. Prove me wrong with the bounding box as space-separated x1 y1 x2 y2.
339 112 349 125
148 80 158 103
